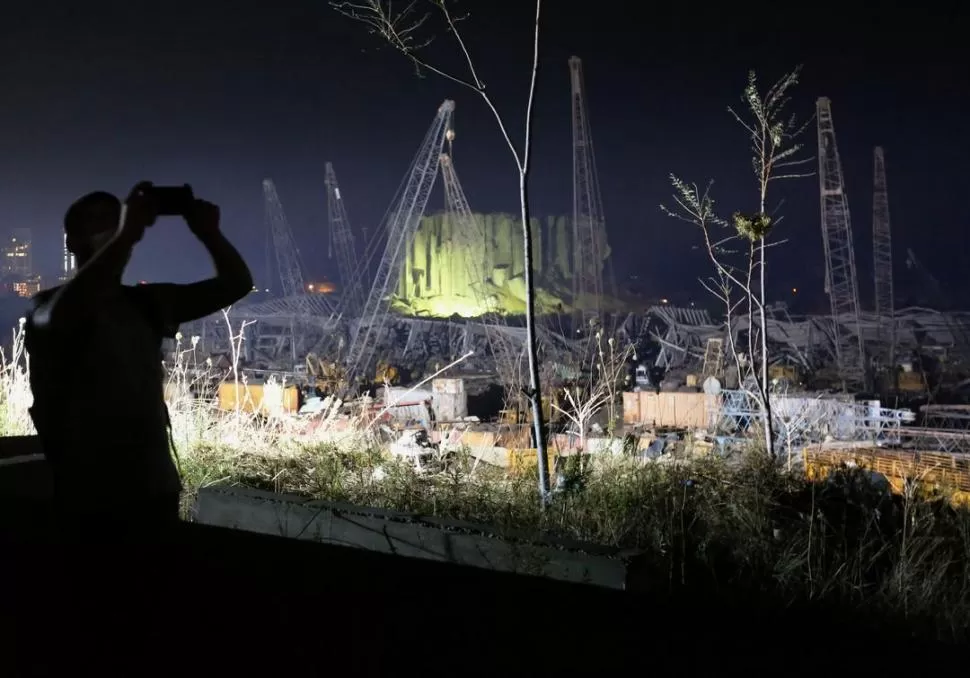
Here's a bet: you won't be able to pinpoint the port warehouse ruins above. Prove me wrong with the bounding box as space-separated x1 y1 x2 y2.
163 60 970 493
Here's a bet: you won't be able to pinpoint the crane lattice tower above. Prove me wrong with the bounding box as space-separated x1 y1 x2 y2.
816 97 866 389
325 162 364 317
344 100 455 382
871 146 896 361
263 179 310 306
440 152 522 383
569 56 609 324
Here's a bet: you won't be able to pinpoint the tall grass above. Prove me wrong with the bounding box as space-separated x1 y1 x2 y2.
0 319 35 437
161 325 373 511
1 318 969 640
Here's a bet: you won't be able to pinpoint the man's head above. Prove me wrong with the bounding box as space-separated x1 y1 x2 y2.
64 191 123 266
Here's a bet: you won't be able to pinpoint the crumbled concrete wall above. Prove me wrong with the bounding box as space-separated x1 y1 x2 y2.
194 484 636 590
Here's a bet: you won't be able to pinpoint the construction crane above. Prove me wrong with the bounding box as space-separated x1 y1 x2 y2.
439 153 487 308
440 152 521 382
816 98 865 390
263 178 311 309
872 146 896 363
344 100 456 384
325 162 364 317
569 56 608 325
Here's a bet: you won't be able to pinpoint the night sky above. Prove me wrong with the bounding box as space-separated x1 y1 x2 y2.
0 1 966 312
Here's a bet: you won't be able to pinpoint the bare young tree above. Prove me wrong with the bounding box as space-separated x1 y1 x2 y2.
551 331 634 454
330 0 552 499
661 180 748 391
662 67 813 459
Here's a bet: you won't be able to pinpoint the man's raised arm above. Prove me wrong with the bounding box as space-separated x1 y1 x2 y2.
150 199 253 325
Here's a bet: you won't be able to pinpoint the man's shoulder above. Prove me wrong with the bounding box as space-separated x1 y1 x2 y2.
25 286 62 329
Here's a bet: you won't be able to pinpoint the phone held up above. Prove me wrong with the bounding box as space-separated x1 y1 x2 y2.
152 184 195 216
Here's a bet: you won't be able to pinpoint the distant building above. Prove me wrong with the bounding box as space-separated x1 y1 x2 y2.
62 232 76 280
11 278 41 298
1 228 32 279
0 229 38 298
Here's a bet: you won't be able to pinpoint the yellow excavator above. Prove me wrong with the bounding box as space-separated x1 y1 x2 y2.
305 353 401 398
305 353 347 395
375 360 400 385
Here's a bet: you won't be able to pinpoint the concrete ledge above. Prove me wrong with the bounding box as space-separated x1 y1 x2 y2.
0 437 50 501
194 484 638 589
0 435 43 463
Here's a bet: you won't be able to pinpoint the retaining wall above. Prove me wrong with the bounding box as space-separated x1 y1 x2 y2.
194 484 638 589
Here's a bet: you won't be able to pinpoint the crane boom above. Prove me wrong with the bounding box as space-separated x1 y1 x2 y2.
816 98 865 389
440 153 487 303
263 178 315 312
570 56 607 322
345 100 456 381
872 146 895 360
325 162 364 317
440 152 521 381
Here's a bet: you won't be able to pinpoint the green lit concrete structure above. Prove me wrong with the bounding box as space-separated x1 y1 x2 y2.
392 212 611 318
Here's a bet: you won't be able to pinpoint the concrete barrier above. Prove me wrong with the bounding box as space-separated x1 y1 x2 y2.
194 484 639 590
0 436 49 499
0 436 53 541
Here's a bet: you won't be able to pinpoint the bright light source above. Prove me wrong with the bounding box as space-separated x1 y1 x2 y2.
792 287 797 294
660 298 668 304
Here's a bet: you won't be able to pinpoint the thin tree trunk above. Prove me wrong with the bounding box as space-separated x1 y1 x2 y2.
520 173 550 499
758 239 775 458
746 243 756 383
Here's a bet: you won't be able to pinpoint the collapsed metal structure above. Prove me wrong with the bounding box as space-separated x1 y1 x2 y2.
647 304 970 377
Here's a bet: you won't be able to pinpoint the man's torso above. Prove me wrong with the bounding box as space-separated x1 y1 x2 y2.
26 284 181 499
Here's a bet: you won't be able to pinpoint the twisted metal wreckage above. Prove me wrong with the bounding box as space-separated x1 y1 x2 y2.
179 298 970 445
645 303 970 377
631 303 970 456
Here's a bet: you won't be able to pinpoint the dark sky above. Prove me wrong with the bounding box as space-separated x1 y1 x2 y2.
0 1 966 311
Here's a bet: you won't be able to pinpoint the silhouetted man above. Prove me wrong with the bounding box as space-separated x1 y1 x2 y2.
25 181 253 543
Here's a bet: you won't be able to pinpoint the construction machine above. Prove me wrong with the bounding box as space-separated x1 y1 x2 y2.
375 360 400 386
305 353 347 395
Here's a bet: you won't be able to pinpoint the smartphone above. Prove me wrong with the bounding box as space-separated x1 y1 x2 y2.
153 185 195 216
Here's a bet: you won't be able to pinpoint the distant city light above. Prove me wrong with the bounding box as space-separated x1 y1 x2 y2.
307 282 336 294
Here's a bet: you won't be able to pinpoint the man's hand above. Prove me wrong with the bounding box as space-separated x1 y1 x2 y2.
185 199 221 241
122 181 159 244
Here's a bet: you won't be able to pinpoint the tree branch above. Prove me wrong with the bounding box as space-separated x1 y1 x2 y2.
331 0 540 173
